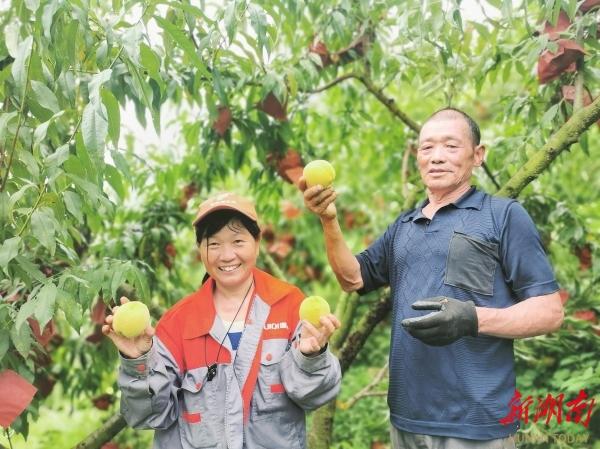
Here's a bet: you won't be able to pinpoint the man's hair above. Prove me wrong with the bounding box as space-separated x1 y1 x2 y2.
425 107 481 146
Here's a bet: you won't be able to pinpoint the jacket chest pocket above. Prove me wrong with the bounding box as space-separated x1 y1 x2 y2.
179 368 218 448
445 231 499 296
253 338 290 420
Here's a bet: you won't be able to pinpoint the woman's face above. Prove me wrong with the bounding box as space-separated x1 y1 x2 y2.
199 220 259 291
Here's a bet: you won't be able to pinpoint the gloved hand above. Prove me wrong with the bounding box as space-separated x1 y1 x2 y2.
401 296 478 346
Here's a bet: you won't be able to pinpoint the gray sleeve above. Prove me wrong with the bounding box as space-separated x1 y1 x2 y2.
118 336 181 430
278 325 342 411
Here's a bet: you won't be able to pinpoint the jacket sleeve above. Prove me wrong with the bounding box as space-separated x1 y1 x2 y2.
118 335 182 430
278 323 342 411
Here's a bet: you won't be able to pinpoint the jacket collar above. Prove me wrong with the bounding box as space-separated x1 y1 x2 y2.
182 267 295 339
401 186 484 222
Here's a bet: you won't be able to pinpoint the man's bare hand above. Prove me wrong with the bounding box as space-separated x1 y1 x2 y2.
299 176 338 221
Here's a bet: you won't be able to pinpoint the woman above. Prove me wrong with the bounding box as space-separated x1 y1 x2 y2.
103 192 342 449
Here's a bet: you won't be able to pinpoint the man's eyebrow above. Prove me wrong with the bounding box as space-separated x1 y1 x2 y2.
420 135 463 143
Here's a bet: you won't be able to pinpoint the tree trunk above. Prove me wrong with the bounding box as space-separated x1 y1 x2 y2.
498 94 600 198
72 413 127 449
308 292 392 449
308 401 337 449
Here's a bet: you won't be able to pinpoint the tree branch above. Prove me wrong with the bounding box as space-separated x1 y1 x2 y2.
355 75 421 133
72 413 127 449
330 292 360 350
0 41 35 193
339 360 389 409
306 73 358 93
498 93 600 198
338 291 391 373
573 60 585 112
481 161 500 190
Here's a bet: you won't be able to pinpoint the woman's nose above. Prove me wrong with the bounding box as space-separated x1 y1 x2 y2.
219 244 236 260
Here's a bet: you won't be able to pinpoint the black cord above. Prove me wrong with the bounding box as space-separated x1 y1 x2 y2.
204 279 254 382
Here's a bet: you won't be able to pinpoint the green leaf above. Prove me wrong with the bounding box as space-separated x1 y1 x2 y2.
110 149 131 180
0 330 9 362
11 36 33 100
105 164 125 199
249 5 268 56
34 282 57 329
44 144 70 168
82 102 108 155
0 111 18 143
124 59 160 132
130 264 150 301
15 296 39 331
31 207 57 255
63 190 83 223
16 255 46 283
30 80 59 113
140 43 160 80
101 89 120 147
8 182 36 212
0 236 21 268
33 111 64 149
224 1 237 44
88 69 113 105
541 103 559 126
42 0 61 40
154 15 211 78
24 0 39 13
10 323 32 358
57 294 83 331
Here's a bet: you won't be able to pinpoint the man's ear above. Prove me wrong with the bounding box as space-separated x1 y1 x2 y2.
474 144 486 167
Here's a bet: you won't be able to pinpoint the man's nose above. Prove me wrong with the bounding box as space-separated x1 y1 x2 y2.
430 145 446 163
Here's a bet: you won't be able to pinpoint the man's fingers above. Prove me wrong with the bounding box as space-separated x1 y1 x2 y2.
407 325 443 340
298 177 307 192
411 300 444 311
304 184 325 201
401 311 443 329
316 191 336 213
120 296 130 305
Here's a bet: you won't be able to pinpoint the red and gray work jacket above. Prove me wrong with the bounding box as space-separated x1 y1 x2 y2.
118 268 342 449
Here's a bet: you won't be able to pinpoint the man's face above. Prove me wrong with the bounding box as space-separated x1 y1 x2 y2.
416 117 485 195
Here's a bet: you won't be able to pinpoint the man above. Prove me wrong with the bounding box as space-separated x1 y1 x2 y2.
300 108 564 449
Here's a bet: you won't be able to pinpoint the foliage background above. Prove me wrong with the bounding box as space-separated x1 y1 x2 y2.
0 0 599 448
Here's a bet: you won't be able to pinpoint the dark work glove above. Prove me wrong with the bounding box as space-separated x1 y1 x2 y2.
401 296 478 346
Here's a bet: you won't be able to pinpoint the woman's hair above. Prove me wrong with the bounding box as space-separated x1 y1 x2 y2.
194 209 260 244
195 210 260 285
